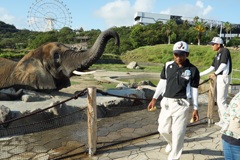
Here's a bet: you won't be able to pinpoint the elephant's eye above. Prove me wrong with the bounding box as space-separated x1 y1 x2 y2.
54 52 61 66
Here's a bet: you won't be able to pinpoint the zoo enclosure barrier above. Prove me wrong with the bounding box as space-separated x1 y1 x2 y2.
229 69 240 94
0 80 211 159
231 69 240 83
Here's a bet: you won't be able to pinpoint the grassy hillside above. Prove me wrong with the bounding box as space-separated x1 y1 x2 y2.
120 44 240 71
98 44 240 84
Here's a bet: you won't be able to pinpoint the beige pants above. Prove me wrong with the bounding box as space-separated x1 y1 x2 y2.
216 75 230 121
158 97 190 160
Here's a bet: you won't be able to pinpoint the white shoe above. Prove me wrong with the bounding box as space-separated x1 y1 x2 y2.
165 144 172 153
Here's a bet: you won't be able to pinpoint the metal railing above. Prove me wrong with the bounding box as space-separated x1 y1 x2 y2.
231 69 240 84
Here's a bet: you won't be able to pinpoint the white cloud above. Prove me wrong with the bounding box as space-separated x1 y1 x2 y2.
203 5 213 16
160 1 213 19
0 7 28 29
94 0 156 28
94 0 133 28
160 8 171 15
0 8 15 24
133 0 155 12
196 0 204 8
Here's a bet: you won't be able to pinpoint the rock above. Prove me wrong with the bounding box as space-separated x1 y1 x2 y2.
0 88 16 94
127 61 140 69
48 101 62 115
21 90 51 102
0 88 24 101
106 88 146 100
22 95 41 102
128 82 138 88
0 105 10 123
48 100 80 116
116 82 128 89
135 66 140 69
138 80 156 87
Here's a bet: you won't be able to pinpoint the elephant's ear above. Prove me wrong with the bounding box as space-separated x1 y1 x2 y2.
13 57 57 90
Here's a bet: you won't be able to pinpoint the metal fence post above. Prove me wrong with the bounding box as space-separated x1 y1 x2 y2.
87 87 97 156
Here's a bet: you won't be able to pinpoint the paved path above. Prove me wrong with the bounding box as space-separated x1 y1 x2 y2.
87 109 224 160
94 123 223 160
0 103 224 160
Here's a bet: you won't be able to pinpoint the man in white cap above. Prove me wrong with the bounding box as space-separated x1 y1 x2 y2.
200 37 232 127
148 41 200 160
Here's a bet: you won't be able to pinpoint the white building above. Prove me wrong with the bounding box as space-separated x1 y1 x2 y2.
134 11 240 38
134 12 171 25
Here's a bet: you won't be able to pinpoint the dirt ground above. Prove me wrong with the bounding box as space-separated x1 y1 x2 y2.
60 70 161 94
62 70 210 96
60 74 105 94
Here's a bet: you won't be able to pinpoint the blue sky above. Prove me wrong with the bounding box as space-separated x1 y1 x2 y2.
0 0 239 31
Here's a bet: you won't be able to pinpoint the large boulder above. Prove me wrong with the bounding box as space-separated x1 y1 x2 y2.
127 61 141 69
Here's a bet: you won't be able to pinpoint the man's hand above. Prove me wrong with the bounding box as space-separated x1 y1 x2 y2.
191 110 199 122
209 73 216 80
147 99 156 111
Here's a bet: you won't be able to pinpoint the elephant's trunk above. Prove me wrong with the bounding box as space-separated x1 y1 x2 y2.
79 29 120 70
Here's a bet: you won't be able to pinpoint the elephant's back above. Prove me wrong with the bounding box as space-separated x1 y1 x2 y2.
0 57 17 65
0 58 17 84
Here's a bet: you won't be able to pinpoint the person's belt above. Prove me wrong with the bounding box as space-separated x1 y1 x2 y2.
165 97 189 106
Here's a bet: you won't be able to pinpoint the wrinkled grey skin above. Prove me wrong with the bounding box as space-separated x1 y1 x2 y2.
0 29 120 100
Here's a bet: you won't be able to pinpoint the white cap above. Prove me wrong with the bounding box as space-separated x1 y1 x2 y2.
209 37 223 44
173 41 189 54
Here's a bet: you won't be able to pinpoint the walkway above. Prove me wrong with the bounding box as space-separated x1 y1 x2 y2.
0 103 224 160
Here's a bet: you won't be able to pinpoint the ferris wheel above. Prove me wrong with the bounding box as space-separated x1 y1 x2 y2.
27 0 72 32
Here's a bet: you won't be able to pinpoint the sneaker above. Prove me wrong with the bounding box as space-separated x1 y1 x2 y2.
165 144 172 153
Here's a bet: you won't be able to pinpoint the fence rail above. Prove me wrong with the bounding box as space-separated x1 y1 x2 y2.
231 69 240 84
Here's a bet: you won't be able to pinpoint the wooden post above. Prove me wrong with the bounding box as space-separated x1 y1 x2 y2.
87 87 97 156
207 77 216 126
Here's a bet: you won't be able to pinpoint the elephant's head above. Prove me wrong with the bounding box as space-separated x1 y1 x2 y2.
0 28 120 91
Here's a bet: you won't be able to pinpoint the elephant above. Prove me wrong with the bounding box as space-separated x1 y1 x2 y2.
0 28 120 100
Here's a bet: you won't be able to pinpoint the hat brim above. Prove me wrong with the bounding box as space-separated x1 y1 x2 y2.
208 41 215 45
173 50 188 55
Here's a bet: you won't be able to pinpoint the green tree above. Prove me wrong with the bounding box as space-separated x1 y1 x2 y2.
228 37 240 47
186 27 198 44
106 26 133 54
82 29 101 47
58 27 75 44
176 20 191 43
129 24 147 48
12 29 31 48
28 31 58 49
162 19 177 44
0 38 15 48
194 17 206 45
224 22 233 43
0 21 18 34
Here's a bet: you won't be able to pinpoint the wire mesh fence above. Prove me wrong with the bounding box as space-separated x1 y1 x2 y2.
0 84 218 160
0 107 87 137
